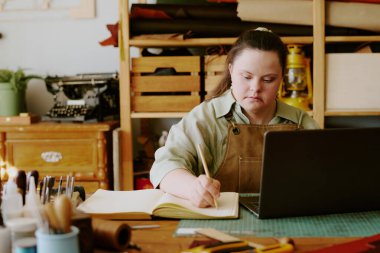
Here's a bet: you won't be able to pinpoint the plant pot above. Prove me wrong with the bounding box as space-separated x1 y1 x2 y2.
0 82 26 116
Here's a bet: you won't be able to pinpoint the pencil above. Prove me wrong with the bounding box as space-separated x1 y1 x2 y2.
197 144 218 208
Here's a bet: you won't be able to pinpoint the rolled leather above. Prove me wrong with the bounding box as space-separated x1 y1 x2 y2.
130 19 376 38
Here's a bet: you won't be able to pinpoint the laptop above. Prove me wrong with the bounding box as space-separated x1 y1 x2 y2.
239 127 380 219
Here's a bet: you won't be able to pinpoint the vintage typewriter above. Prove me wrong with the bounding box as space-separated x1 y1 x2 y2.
43 73 119 122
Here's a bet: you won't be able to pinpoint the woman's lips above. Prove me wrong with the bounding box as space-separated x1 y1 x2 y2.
246 95 262 102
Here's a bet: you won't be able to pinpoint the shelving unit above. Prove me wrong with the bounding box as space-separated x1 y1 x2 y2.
118 0 380 190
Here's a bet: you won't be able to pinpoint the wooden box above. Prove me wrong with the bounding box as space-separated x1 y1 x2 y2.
131 56 201 112
326 53 380 111
204 55 227 99
0 114 40 125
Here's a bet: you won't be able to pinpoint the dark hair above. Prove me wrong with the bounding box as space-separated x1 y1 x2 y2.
212 28 288 98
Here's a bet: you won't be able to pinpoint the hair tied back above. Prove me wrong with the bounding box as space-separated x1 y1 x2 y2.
254 27 272 33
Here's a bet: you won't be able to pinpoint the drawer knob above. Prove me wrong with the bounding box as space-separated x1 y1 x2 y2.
41 151 63 163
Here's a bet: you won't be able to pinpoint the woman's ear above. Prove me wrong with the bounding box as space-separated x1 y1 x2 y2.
228 63 233 76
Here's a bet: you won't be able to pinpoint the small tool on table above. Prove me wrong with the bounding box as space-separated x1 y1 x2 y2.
57 176 63 195
47 176 56 202
43 194 72 234
27 170 39 193
16 170 27 205
182 228 295 253
65 175 70 196
41 177 48 204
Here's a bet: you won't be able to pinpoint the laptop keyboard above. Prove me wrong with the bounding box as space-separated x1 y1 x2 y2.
239 196 260 215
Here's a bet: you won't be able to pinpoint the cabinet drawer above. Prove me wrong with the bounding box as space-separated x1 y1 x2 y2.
6 139 96 173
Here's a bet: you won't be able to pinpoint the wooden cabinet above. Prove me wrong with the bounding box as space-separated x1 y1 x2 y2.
118 0 380 190
0 121 118 193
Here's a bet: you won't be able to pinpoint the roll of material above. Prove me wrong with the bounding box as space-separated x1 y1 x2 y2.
131 3 239 21
237 0 380 33
130 19 375 38
92 219 131 251
130 19 312 37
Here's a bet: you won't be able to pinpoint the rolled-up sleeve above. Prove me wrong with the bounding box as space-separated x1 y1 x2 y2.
150 105 213 188
150 89 236 188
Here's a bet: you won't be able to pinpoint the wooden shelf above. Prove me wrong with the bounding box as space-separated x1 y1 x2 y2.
130 36 313 47
325 110 380 116
131 112 187 119
325 36 380 43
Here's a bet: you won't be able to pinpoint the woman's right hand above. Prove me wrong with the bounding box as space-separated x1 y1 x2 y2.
159 168 221 208
188 175 221 208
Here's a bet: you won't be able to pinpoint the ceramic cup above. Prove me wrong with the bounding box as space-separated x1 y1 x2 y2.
35 226 79 253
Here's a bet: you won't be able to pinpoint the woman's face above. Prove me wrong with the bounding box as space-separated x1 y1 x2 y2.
229 48 282 116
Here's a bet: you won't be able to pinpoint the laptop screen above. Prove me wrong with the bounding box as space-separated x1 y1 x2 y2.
246 128 380 219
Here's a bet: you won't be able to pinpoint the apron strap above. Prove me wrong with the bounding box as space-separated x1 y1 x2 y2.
225 111 240 135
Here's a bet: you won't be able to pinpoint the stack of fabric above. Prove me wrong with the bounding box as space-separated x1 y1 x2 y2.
100 1 380 47
129 1 378 39
237 0 380 34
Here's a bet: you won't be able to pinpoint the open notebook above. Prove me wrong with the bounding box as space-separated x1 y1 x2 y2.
77 189 239 220
240 127 380 219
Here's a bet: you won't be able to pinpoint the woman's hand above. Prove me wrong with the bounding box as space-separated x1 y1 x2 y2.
159 169 221 208
188 175 221 208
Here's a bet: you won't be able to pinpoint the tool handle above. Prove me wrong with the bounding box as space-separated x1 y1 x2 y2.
256 243 294 253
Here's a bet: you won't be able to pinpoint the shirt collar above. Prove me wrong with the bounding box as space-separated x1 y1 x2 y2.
271 100 300 124
213 89 236 118
213 90 301 124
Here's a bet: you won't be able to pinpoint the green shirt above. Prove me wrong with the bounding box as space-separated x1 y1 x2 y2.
150 89 319 188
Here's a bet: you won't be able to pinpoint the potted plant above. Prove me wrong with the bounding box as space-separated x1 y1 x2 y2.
0 69 42 116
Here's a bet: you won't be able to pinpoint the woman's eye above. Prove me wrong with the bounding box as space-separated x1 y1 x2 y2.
263 77 275 83
242 75 251 80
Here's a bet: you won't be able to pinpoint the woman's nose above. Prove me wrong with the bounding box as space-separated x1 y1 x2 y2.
249 79 261 92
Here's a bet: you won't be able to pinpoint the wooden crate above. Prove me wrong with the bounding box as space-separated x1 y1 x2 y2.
204 55 227 99
131 56 201 112
326 53 380 111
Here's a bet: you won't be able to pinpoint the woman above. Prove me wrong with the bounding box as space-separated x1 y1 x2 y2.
150 28 319 208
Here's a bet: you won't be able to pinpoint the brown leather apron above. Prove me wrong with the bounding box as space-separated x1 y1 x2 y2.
214 114 301 193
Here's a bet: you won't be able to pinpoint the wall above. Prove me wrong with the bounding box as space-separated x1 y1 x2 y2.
0 0 119 115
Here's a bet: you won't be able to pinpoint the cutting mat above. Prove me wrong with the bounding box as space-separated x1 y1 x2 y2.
176 207 380 237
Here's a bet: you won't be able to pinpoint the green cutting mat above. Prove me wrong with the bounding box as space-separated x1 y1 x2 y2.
176 208 380 237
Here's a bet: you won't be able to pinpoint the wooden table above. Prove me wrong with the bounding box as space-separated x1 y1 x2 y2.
95 219 359 253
